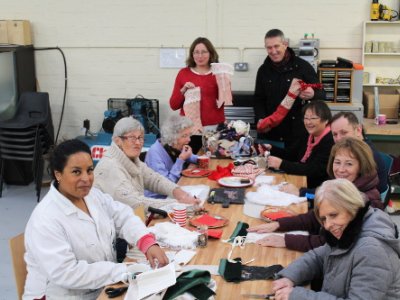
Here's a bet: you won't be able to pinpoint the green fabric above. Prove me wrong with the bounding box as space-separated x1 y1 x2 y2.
163 270 215 300
218 258 242 282
228 221 249 242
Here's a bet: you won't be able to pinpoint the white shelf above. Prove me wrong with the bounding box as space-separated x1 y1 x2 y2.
362 21 400 87
363 84 400 87
364 21 400 24
364 53 400 56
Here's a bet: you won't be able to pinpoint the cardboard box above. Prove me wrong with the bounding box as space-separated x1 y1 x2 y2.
363 90 399 119
7 20 32 45
0 20 8 43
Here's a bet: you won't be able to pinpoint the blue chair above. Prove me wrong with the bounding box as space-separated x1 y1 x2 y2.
378 151 393 207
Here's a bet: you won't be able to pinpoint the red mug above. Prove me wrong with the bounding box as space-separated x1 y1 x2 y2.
198 156 210 169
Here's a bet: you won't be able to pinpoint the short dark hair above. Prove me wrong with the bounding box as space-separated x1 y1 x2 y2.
265 29 285 40
50 139 91 180
186 37 219 68
330 111 359 127
302 100 332 122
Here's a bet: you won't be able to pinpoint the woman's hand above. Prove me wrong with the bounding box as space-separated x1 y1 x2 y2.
257 143 272 156
247 222 279 233
267 155 282 169
279 183 300 196
256 234 286 248
180 82 195 94
173 188 201 205
273 278 294 300
179 145 193 161
145 245 169 268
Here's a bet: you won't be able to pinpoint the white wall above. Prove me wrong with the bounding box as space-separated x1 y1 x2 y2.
1 0 399 139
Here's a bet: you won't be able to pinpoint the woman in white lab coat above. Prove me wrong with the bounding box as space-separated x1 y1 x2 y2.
23 139 168 300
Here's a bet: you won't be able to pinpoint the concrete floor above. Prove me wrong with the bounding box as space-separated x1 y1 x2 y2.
0 183 48 300
1 183 399 300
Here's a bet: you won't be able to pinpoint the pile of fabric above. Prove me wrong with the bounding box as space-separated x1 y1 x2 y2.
202 120 255 158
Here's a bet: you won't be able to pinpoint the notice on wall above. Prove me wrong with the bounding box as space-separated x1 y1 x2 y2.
159 48 186 68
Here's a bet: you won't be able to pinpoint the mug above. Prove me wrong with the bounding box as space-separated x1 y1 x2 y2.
173 204 187 227
369 72 376 84
198 156 210 169
375 114 386 125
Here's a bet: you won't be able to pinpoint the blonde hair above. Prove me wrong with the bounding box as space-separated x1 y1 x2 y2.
314 178 365 224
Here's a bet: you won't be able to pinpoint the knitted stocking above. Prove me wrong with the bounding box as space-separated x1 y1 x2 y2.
215 73 233 108
257 78 302 132
184 88 203 134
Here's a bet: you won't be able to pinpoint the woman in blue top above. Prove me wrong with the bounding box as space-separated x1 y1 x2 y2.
145 115 198 198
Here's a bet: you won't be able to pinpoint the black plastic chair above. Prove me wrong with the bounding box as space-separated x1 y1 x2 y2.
0 92 54 201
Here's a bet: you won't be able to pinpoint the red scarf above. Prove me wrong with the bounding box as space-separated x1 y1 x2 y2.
300 126 331 163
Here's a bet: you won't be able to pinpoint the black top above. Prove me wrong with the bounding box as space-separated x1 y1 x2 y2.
270 131 334 188
254 47 325 148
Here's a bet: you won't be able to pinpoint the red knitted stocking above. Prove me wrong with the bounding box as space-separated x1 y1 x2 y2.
257 79 301 132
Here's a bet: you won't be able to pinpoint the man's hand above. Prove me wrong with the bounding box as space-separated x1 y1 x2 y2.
299 87 314 100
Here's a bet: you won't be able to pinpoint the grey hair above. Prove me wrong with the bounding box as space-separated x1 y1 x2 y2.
112 117 144 139
314 178 365 224
160 115 194 146
265 29 286 42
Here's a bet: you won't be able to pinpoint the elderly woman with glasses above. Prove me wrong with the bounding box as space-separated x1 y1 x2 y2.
169 37 225 153
144 115 198 198
262 100 334 188
94 117 199 210
272 179 400 300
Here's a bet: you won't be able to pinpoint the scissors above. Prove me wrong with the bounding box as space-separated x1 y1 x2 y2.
105 286 128 298
242 293 275 299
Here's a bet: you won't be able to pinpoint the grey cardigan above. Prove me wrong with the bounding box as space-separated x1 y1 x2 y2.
94 142 177 210
279 207 400 300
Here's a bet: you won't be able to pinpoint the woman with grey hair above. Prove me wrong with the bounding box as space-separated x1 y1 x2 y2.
145 115 198 198
272 178 400 300
94 117 199 210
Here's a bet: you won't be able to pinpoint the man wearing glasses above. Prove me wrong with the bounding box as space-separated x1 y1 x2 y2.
254 29 324 149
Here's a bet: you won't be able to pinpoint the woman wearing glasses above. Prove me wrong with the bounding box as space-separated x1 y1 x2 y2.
249 137 383 252
169 37 225 153
263 100 334 188
144 115 198 198
94 117 199 210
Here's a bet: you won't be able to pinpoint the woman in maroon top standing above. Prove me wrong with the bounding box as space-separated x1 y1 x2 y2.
169 37 225 153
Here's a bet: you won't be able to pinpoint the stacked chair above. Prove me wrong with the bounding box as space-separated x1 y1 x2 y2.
0 92 54 201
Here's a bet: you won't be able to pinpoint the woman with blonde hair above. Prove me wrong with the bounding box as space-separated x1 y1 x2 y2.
272 178 400 300
248 137 382 252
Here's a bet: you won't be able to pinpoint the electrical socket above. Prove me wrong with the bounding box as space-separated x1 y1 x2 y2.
234 62 248 72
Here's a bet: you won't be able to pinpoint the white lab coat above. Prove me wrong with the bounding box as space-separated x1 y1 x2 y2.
23 184 149 300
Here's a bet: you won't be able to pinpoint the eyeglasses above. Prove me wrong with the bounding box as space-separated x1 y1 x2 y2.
180 133 192 139
303 117 321 122
193 50 209 56
119 135 144 143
